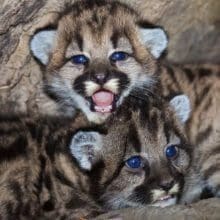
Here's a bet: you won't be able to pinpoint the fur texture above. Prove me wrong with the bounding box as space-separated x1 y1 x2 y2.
160 63 220 203
0 94 191 219
30 0 167 124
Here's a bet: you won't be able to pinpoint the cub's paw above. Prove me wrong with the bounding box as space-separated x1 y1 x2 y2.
69 131 102 171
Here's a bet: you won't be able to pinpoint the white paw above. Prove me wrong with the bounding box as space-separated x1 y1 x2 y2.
69 131 102 170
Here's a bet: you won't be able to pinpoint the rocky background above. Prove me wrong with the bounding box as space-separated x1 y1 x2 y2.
95 198 220 220
0 0 220 218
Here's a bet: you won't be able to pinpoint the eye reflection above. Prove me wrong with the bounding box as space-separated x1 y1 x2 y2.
110 51 128 62
126 156 142 169
165 145 178 159
71 54 89 65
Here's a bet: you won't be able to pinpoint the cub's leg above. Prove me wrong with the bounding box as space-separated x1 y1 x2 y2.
69 131 103 171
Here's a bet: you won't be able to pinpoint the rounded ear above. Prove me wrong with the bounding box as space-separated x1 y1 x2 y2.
138 27 168 58
169 94 191 123
30 29 57 65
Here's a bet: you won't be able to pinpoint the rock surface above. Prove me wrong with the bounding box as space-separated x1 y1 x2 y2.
125 0 220 64
95 198 220 220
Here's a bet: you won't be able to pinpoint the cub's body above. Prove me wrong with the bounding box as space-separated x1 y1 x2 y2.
29 0 220 206
0 94 191 219
0 114 102 219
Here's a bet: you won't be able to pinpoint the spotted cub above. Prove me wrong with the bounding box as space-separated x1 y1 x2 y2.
73 94 191 209
30 0 167 123
0 95 191 219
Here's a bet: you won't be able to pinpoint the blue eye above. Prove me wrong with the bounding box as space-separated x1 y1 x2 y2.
71 55 89 65
126 156 142 169
165 145 178 159
110 51 128 62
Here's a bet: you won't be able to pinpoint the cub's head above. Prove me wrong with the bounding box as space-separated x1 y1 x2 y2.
30 0 167 123
94 95 191 209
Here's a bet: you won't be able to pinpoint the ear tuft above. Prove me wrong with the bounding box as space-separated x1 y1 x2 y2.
169 94 191 123
139 27 168 58
30 30 57 65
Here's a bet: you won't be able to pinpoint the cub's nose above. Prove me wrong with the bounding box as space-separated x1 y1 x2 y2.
158 179 175 191
93 73 107 84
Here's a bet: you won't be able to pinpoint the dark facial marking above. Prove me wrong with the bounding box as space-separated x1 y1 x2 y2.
73 69 130 96
73 74 88 96
74 31 83 51
110 31 120 49
163 122 171 144
128 183 151 204
128 123 141 153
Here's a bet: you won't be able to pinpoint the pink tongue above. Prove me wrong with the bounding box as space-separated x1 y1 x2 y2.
92 91 114 107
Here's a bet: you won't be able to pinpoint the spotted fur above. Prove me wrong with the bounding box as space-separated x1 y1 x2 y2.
30 0 167 124
0 113 104 219
95 95 191 209
160 63 220 203
29 0 220 206
0 94 191 219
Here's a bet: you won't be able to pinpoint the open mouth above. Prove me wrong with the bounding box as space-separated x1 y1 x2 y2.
156 195 173 202
152 194 177 207
89 90 118 113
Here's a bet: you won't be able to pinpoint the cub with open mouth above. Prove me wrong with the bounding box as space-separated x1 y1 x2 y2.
30 0 167 123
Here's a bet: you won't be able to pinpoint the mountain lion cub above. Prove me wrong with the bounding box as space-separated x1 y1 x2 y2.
0 95 190 219
30 0 167 124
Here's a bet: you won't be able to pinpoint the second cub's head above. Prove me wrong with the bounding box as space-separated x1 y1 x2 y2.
30 0 167 123
95 95 191 209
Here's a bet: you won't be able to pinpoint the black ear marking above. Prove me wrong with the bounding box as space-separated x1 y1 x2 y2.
74 30 84 52
110 30 120 49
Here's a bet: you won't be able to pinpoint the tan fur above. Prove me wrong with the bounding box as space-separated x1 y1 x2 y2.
35 0 159 124
160 63 220 203
97 101 191 209
0 96 191 218
0 113 103 219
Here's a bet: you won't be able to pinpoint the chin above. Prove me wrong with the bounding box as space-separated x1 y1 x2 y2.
86 111 111 124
